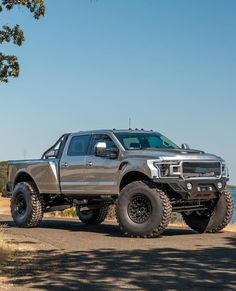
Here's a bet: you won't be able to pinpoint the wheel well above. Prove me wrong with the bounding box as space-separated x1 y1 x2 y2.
14 172 36 188
120 171 151 191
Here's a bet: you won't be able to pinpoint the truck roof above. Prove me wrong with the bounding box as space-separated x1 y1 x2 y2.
72 129 157 135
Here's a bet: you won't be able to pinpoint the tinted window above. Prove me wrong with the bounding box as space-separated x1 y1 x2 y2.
115 132 179 150
67 135 91 156
91 134 117 155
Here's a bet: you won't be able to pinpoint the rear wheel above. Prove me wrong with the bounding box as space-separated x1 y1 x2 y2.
76 204 109 225
116 181 172 238
11 182 44 227
182 190 234 233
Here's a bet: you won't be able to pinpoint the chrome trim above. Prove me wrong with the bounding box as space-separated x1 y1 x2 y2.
61 181 117 186
221 163 229 178
154 160 223 180
49 161 59 182
147 160 159 177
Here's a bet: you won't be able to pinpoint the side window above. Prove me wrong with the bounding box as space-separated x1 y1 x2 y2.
67 135 91 156
91 134 117 155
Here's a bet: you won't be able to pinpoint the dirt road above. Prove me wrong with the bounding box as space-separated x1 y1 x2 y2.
0 214 236 291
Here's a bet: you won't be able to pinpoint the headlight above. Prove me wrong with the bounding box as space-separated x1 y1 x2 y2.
154 161 181 177
157 164 170 177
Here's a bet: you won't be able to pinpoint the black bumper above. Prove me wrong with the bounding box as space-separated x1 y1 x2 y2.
154 177 228 199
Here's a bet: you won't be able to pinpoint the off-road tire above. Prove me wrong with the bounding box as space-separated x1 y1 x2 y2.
76 204 109 225
116 181 172 238
11 182 44 228
182 190 234 233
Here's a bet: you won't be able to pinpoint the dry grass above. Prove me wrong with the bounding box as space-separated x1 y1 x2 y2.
0 197 10 215
224 224 236 232
169 221 236 233
46 207 77 218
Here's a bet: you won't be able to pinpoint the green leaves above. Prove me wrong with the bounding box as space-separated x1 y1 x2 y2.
0 53 19 82
0 0 45 83
0 25 25 46
1 0 45 19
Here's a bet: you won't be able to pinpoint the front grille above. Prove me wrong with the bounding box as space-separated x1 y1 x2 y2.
182 162 221 178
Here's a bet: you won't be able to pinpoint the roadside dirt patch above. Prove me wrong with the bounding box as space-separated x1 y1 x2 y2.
0 197 10 215
0 226 44 291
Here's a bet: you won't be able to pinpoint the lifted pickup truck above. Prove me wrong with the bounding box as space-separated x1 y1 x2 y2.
7 129 234 237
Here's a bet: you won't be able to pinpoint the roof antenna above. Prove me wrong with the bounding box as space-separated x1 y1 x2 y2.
129 117 132 130
23 148 27 159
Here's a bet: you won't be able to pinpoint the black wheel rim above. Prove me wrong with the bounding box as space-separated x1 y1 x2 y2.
15 193 27 216
128 195 152 224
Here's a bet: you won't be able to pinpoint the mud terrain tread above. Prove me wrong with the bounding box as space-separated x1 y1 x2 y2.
182 190 234 233
208 190 234 233
92 204 109 224
11 182 44 228
116 181 172 238
151 187 172 237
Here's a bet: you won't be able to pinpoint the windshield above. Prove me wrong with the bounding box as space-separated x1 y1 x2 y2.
115 132 179 150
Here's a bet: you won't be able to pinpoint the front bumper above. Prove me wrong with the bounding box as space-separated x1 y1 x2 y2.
153 177 228 199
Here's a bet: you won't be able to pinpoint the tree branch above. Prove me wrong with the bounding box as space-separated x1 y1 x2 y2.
0 53 19 82
0 24 25 45
1 0 45 19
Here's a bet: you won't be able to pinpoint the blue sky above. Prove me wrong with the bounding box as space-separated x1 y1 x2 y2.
0 0 236 183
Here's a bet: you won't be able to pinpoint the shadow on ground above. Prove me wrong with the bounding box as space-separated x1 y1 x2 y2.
1 238 236 290
1 217 236 290
0 218 194 237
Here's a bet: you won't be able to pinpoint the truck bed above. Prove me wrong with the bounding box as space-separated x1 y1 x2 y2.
8 159 61 194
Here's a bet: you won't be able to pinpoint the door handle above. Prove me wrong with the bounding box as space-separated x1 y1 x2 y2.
86 161 93 167
62 162 69 168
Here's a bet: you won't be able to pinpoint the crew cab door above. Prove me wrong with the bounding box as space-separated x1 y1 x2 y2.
60 134 91 194
83 134 121 195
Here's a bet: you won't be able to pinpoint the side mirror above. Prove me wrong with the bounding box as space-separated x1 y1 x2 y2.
95 143 119 159
95 142 107 157
181 143 189 150
44 149 58 159
108 147 119 159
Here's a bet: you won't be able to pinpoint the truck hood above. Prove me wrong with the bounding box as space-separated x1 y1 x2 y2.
123 148 224 162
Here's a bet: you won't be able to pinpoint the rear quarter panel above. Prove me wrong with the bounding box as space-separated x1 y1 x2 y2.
8 159 61 194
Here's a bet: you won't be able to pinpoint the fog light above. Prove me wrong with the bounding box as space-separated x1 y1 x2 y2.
217 182 223 189
209 186 213 191
187 183 193 190
197 187 201 192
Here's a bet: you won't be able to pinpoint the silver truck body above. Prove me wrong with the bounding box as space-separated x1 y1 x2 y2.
8 159 60 194
7 130 229 200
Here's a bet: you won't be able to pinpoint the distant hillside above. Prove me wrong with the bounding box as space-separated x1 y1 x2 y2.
0 161 7 193
228 185 236 190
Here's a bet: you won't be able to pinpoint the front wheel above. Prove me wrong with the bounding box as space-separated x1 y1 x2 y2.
182 190 234 233
116 181 172 238
11 182 44 227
